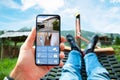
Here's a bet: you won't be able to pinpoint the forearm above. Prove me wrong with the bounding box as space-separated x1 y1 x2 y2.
10 65 25 80
9 64 42 80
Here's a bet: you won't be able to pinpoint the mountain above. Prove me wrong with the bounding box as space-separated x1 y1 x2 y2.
17 27 31 32
61 30 95 40
61 30 120 39
61 30 120 46
0 31 4 35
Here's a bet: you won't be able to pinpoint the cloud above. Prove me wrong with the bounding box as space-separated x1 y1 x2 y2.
21 0 37 11
104 23 120 33
86 8 120 33
0 0 64 12
101 7 120 33
21 0 64 12
104 7 120 19
0 17 35 31
0 0 21 9
59 8 80 30
38 0 64 13
60 8 80 17
99 0 120 3
76 1 120 33
0 15 19 22
110 0 120 3
100 0 105 2
1 0 120 34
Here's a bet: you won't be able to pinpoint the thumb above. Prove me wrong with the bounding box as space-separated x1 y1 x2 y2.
24 27 36 47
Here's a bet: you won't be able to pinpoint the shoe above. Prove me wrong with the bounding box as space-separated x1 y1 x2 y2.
84 34 98 54
66 34 83 55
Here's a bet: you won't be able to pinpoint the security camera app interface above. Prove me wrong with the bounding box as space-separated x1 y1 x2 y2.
36 15 60 65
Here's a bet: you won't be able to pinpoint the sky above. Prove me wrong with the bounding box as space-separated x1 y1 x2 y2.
0 0 120 34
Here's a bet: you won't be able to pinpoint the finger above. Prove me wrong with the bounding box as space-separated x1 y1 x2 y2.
60 43 65 51
61 36 66 43
47 66 55 70
32 46 35 55
24 27 36 47
33 46 35 49
59 60 64 67
60 51 65 59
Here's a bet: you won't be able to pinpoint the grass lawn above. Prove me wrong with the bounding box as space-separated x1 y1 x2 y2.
100 45 120 63
112 45 120 62
0 58 17 80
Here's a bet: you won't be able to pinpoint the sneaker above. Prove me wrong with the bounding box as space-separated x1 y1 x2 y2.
84 34 98 54
66 34 83 55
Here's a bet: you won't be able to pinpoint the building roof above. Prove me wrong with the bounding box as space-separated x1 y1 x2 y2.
0 31 30 38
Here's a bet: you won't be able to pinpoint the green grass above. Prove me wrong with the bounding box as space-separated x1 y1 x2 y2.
112 45 120 63
0 58 17 80
101 45 120 63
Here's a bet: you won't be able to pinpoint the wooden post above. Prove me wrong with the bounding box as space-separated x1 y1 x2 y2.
14 41 17 57
75 13 81 48
1 39 4 60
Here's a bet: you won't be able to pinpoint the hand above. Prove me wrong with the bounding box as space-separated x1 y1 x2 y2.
10 27 66 80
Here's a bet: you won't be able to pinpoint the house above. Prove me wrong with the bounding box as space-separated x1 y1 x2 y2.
98 36 113 45
0 31 30 59
37 16 60 31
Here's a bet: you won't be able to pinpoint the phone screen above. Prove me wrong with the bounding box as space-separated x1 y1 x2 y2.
35 15 60 65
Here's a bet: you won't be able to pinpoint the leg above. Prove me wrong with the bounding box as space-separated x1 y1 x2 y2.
60 50 82 80
60 34 84 80
84 35 110 80
84 53 110 80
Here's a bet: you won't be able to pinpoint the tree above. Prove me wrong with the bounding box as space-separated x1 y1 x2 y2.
115 36 120 45
52 20 59 31
110 33 114 41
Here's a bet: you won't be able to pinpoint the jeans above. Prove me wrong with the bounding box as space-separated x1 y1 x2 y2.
60 50 110 80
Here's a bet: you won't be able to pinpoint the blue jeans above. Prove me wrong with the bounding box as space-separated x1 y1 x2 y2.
60 50 110 80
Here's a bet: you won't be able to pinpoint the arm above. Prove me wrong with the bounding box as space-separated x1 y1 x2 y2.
8 28 66 80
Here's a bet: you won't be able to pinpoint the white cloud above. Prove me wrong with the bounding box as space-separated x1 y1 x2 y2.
78 2 120 34
104 7 120 19
60 8 80 18
100 0 105 2
38 0 64 13
1 0 120 34
0 0 21 9
0 15 19 21
21 0 64 12
101 7 120 33
110 0 120 3
57 8 81 30
105 23 120 33
0 17 35 31
21 0 37 11
0 0 64 12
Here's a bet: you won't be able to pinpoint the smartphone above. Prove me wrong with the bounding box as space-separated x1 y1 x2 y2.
35 14 60 66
